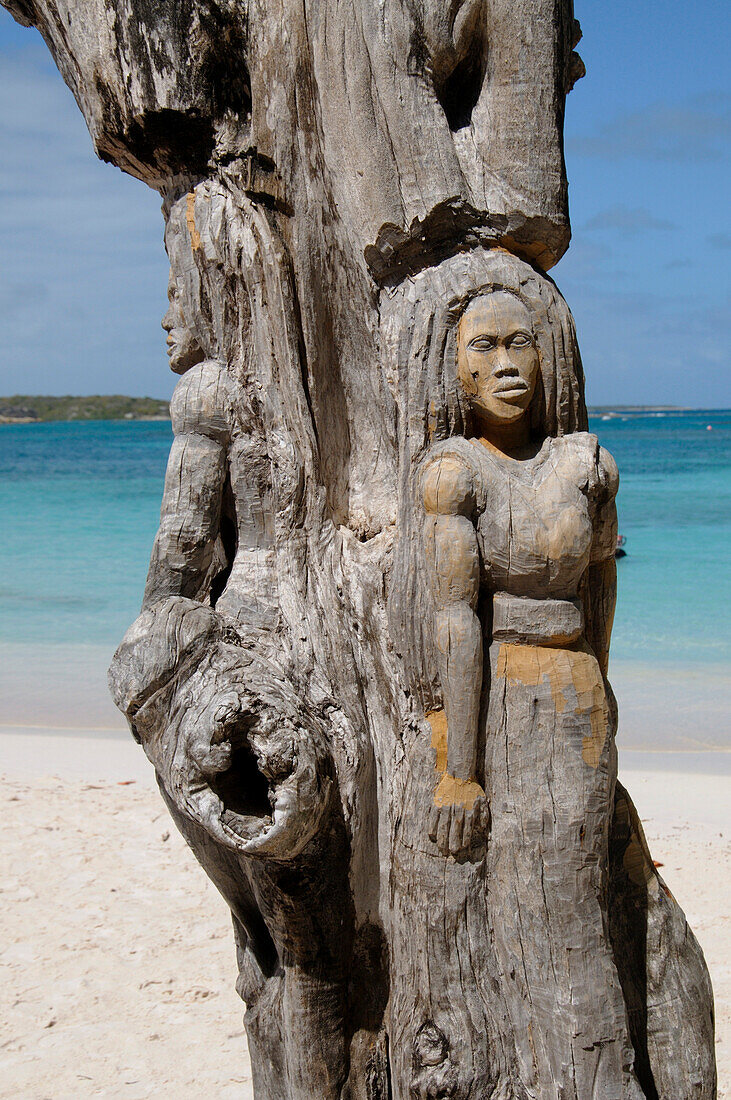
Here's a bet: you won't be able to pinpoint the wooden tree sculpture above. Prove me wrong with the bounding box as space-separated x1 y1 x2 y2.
4 1 716 1096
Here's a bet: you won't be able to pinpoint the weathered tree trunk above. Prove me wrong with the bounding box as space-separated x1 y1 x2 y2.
5 2 716 1097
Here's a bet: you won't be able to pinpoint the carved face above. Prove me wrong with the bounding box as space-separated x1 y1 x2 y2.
457 292 540 427
161 272 204 375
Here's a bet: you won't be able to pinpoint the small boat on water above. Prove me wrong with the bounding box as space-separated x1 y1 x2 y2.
615 534 627 559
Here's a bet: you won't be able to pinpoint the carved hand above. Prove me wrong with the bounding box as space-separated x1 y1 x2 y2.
428 775 490 859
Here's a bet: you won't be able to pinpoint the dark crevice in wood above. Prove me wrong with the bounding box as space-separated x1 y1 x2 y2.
209 471 237 607
202 34 251 123
233 911 280 987
608 785 660 1100
97 100 216 180
348 921 390 1034
287 247 320 460
245 190 294 217
433 29 488 132
209 727 272 822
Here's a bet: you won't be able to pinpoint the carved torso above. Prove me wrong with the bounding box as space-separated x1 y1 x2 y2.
426 431 616 601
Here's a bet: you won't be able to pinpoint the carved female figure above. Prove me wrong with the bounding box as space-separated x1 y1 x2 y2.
419 277 637 1094
113 215 715 1096
110 181 357 1099
389 251 712 1099
2 0 718 1092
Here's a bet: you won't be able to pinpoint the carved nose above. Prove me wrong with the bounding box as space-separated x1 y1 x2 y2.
493 350 517 377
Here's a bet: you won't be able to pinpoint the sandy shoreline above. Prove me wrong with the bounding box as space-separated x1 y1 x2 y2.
1 730 728 1099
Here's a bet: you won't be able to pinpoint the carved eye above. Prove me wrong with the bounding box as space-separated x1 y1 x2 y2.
468 335 497 352
509 332 533 348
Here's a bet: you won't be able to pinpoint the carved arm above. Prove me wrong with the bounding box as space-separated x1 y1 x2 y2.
143 360 233 608
423 455 482 782
582 444 619 679
583 558 616 680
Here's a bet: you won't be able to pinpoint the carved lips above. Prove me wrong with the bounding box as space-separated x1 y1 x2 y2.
492 380 531 400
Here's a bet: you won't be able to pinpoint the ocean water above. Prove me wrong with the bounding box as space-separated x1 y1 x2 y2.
1 412 729 748
593 409 731 751
0 421 171 730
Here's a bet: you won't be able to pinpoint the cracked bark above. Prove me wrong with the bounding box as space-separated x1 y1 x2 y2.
3 1 717 1097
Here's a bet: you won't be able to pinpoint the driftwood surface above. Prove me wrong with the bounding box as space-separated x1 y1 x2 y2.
4 1 717 1097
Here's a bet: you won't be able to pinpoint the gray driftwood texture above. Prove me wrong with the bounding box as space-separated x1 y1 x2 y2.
5 1 716 1096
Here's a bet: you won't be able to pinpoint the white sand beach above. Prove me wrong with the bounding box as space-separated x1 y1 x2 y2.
1 729 729 1100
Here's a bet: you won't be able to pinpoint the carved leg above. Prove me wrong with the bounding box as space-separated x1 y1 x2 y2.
162 785 353 1099
484 642 644 1098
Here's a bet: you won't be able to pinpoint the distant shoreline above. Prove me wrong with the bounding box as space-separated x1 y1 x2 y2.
0 395 170 423
588 405 692 416
1 398 728 425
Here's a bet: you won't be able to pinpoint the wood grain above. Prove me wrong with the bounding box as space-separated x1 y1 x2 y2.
3 1 716 1096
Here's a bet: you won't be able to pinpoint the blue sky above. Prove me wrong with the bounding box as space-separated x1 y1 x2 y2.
0 3 729 405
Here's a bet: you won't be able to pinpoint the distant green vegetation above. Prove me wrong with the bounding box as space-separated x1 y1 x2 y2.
0 397 691 425
0 395 170 423
588 405 684 414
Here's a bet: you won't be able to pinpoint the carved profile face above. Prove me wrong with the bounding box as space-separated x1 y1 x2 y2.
456 291 540 427
161 271 204 375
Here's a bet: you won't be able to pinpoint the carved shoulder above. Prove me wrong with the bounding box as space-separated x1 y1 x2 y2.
590 443 619 562
170 359 236 444
596 445 619 504
561 432 618 506
422 453 476 517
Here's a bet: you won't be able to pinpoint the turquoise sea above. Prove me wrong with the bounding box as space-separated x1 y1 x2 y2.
1 411 729 750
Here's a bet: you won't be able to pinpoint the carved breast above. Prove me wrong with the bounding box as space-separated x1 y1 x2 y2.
472 436 594 600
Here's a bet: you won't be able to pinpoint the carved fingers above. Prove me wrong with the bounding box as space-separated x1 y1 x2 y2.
460 795 490 852
428 793 490 859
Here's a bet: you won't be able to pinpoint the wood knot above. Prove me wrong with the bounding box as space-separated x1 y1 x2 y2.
415 1021 449 1067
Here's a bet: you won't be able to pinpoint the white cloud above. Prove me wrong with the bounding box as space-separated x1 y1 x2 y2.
0 33 171 398
584 205 675 235
568 94 731 162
